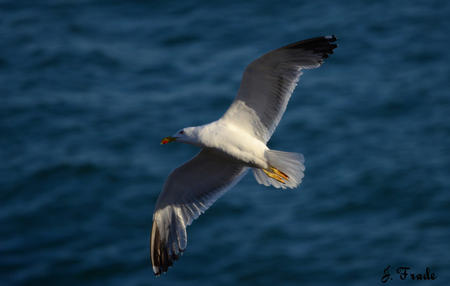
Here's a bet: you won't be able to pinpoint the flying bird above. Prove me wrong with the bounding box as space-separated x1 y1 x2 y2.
151 35 337 275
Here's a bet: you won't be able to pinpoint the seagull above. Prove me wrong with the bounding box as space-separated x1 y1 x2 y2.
151 35 337 275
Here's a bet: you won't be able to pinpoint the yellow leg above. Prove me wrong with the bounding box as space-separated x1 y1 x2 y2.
271 167 289 180
262 168 286 184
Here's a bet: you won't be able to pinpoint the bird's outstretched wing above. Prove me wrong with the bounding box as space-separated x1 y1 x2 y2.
151 148 248 275
222 35 337 143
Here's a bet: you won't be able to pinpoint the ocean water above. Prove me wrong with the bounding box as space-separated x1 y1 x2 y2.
1 0 450 285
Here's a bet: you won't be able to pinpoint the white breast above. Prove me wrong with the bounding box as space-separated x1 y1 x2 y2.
198 120 269 169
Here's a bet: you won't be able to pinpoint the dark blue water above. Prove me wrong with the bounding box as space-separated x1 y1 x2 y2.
1 1 450 285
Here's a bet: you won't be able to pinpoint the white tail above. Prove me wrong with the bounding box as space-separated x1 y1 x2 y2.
253 150 305 189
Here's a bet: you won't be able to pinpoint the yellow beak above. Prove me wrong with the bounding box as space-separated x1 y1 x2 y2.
161 136 176 145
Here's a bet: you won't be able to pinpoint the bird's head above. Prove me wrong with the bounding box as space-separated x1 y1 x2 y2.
161 127 200 146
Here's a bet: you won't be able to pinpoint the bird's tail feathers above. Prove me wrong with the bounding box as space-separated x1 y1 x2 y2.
253 150 305 189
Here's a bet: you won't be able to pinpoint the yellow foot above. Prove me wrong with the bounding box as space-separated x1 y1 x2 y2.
270 167 289 180
262 167 288 184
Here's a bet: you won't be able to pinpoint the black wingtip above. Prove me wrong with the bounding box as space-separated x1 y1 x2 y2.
284 35 338 60
151 221 170 276
325 35 337 42
151 220 183 277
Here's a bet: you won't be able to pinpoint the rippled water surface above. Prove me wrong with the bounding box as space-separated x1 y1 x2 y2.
1 0 450 285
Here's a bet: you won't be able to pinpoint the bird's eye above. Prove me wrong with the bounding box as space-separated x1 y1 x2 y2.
179 130 184 134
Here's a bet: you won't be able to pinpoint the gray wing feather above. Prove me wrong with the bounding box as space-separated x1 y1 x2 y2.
151 148 248 275
222 35 337 142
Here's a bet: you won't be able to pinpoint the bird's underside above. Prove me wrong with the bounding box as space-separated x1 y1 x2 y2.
151 35 337 276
